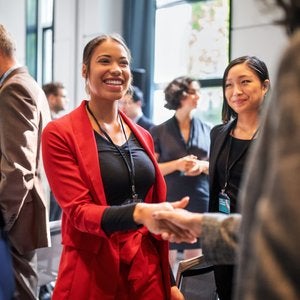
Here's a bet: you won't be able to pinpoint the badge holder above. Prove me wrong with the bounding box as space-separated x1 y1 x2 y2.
218 190 230 214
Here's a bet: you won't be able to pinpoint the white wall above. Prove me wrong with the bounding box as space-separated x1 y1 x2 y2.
0 0 26 64
53 0 77 111
231 0 287 83
54 0 124 110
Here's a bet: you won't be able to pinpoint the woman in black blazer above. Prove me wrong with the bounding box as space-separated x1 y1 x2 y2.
208 56 270 300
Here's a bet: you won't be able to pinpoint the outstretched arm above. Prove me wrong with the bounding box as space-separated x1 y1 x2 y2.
152 209 241 265
134 197 196 242
152 209 202 243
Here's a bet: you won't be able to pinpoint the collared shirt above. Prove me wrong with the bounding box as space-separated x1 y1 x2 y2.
0 65 21 85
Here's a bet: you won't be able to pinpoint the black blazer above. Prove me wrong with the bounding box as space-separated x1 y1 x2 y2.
208 119 237 212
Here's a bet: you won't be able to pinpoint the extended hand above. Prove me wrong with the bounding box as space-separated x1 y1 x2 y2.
134 197 196 242
152 207 203 243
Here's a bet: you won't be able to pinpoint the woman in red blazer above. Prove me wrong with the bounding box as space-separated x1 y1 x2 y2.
42 34 187 300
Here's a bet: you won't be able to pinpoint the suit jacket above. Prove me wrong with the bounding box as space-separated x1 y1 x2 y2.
235 29 300 300
201 213 241 265
0 67 51 253
208 119 237 212
42 101 170 299
137 114 154 131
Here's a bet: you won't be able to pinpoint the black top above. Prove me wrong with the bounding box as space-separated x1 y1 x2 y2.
216 136 252 213
151 116 211 250
95 132 155 234
209 119 256 213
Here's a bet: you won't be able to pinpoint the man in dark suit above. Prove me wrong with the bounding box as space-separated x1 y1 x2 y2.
0 24 51 299
119 85 154 131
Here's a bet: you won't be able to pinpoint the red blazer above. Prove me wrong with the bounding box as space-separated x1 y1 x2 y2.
42 101 170 299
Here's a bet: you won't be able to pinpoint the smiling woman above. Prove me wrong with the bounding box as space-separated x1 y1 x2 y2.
208 55 270 300
81 34 131 103
41 33 186 300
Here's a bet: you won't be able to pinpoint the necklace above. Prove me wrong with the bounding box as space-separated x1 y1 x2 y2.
231 125 259 140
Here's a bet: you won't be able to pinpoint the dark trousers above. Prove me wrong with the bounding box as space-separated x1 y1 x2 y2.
11 246 38 300
49 191 62 221
0 230 15 299
213 264 234 300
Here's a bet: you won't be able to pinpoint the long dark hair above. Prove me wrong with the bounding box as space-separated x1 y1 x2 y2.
222 56 270 123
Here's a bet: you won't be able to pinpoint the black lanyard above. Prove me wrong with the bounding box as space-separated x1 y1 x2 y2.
222 129 258 192
86 103 138 200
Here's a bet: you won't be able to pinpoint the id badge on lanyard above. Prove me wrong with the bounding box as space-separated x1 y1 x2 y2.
218 130 257 215
218 190 230 214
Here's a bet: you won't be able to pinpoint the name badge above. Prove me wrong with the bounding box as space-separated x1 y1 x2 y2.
218 192 230 214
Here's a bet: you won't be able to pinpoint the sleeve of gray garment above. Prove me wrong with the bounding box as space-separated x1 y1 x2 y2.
201 213 241 265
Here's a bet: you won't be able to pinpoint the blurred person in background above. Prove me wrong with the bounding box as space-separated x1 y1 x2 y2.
119 85 154 131
235 0 300 298
42 81 69 120
42 81 69 222
150 76 211 272
0 24 51 300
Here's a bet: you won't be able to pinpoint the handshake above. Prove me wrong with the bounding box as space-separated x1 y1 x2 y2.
133 197 203 243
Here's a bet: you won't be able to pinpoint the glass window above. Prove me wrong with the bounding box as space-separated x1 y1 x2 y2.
26 0 38 78
154 0 230 125
42 28 53 83
26 0 54 84
193 86 223 125
41 0 53 26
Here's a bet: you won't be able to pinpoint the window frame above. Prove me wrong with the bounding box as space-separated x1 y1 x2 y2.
26 0 54 84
